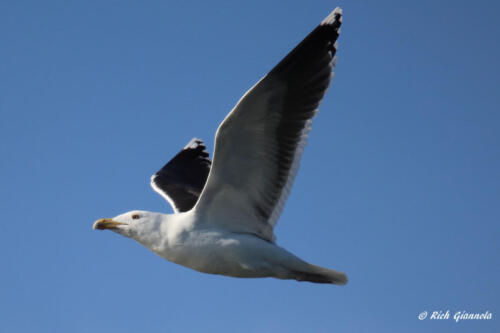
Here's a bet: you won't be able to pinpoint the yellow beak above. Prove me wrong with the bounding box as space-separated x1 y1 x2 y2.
93 218 126 230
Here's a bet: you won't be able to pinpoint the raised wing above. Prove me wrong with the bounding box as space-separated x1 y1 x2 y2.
151 138 211 212
194 9 342 241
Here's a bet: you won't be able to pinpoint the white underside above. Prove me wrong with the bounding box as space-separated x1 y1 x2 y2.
139 212 311 279
110 209 346 284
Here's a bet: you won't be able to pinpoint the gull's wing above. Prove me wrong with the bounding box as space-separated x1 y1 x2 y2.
151 138 211 212
194 9 342 241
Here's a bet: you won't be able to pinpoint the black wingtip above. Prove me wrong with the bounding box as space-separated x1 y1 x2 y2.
184 137 205 149
321 7 342 26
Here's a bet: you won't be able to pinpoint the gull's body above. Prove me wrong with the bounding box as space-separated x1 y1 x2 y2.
108 210 343 282
95 8 347 285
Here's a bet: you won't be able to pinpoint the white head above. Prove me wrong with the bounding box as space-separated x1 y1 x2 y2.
93 210 166 248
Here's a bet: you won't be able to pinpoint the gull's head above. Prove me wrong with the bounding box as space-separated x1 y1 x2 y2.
93 210 163 239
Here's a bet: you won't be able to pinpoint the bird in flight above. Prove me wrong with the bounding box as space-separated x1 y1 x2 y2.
94 8 347 285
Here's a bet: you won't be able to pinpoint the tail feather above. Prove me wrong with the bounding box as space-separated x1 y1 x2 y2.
291 264 348 285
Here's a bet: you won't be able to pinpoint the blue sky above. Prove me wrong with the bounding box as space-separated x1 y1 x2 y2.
1 0 499 332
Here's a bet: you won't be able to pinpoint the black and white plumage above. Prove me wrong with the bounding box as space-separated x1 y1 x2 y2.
195 9 342 241
151 138 211 213
95 8 347 285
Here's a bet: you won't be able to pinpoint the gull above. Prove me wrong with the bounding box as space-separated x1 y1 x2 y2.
94 8 347 285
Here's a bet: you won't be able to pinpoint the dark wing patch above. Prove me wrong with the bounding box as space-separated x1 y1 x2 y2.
151 138 211 212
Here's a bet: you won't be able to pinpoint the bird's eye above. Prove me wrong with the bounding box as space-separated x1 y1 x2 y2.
131 214 141 220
